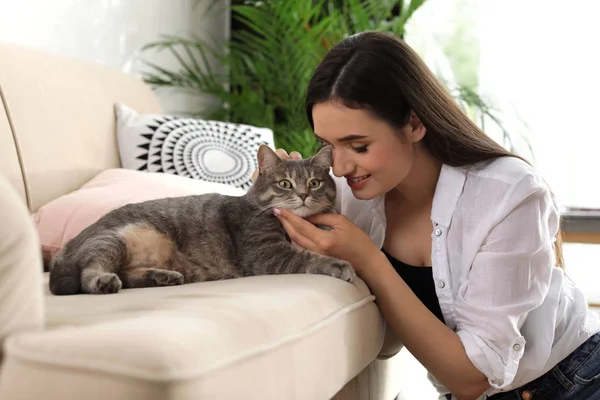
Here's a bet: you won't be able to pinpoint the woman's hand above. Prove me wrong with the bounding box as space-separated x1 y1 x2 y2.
252 148 302 181
274 208 382 275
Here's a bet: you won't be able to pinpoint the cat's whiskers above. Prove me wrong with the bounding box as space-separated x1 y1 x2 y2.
246 200 292 225
305 198 332 213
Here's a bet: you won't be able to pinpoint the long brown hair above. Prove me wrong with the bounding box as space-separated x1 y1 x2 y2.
305 31 564 268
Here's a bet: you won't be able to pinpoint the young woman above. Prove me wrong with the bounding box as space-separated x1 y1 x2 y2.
270 32 600 399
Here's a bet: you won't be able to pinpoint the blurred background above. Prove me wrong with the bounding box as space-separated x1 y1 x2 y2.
1 1 597 398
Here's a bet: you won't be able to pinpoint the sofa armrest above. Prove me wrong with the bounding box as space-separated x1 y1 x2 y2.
0 175 44 362
376 322 404 360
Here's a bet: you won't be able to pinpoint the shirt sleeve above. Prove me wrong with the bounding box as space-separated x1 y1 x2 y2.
453 174 560 390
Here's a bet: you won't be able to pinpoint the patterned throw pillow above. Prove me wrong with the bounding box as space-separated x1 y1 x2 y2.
115 103 275 191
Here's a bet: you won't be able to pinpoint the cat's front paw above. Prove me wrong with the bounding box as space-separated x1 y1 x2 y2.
331 260 357 282
317 259 356 283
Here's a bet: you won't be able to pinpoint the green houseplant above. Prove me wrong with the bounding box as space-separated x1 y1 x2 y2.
140 0 524 159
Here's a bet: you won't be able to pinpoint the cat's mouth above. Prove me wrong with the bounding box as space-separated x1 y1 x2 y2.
276 198 330 219
290 205 320 218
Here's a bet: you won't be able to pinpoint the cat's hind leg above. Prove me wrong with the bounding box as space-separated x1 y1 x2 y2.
78 233 128 294
49 232 127 295
121 267 183 289
81 263 123 294
51 223 181 295
117 224 183 289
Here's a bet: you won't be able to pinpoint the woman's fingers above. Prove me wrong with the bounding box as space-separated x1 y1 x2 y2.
307 213 345 227
275 209 326 242
275 148 302 160
277 216 321 253
275 148 291 159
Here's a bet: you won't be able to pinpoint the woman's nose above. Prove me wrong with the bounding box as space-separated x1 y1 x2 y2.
332 150 353 177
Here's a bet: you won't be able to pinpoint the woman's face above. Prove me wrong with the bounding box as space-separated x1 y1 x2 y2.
311 101 425 200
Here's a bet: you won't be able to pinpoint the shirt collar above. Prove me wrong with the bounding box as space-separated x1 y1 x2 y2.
341 164 466 228
431 164 467 228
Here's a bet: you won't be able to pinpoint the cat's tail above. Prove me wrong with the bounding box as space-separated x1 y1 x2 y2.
48 249 81 295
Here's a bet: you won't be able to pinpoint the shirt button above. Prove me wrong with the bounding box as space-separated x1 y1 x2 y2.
521 390 532 400
438 281 446 289
513 343 521 351
434 228 442 236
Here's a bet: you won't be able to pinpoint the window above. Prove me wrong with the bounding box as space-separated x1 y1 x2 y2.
405 0 600 300
406 0 600 209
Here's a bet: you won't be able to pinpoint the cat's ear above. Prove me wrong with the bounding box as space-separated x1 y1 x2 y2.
257 145 283 173
310 145 333 170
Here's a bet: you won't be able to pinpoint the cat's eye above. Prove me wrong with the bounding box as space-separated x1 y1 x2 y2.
278 179 292 189
308 179 322 189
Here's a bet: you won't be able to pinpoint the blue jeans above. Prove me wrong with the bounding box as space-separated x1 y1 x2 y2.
486 331 600 399
440 332 600 399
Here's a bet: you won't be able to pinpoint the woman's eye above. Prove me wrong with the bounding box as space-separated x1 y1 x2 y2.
278 180 292 189
308 179 321 189
351 145 369 154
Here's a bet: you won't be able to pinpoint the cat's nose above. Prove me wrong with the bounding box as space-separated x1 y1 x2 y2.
299 194 309 201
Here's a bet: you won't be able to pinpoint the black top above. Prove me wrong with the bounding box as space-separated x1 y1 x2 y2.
382 249 446 324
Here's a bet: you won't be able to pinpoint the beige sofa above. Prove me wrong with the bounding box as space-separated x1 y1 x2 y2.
0 43 405 399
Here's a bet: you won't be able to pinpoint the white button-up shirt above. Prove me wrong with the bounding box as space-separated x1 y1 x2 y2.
334 156 600 398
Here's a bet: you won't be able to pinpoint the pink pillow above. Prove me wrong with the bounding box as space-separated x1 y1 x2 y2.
33 168 245 265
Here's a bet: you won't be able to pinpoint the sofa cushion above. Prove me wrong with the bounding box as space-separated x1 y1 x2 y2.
115 103 275 192
0 273 384 400
33 168 245 266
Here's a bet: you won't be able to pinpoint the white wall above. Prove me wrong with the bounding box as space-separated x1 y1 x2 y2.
0 0 230 114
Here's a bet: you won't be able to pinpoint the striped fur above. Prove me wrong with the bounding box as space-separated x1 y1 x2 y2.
48 145 355 295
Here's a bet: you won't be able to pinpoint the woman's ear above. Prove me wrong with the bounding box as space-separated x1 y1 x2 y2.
406 110 426 143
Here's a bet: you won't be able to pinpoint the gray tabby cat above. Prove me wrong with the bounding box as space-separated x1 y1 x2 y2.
49 145 356 295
